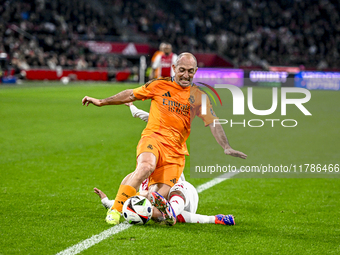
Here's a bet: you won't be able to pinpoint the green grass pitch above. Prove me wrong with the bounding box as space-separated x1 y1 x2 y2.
0 82 339 254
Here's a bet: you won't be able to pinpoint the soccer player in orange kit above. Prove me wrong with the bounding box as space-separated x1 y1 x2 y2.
82 53 247 225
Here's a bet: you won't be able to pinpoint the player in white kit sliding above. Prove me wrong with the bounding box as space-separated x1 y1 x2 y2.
94 180 234 225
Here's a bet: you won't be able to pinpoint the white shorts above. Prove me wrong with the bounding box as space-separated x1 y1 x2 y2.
168 180 199 214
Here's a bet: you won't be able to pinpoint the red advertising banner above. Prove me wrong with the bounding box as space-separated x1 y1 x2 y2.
269 66 300 74
25 69 108 81
79 41 150 55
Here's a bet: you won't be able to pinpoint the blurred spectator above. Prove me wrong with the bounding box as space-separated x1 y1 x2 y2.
75 55 88 70
11 56 28 81
96 56 108 68
47 54 58 70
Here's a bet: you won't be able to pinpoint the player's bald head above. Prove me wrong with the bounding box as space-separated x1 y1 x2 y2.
172 52 198 88
175 53 197 68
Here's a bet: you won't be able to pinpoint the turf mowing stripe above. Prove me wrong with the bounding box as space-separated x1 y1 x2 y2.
56 171 239 255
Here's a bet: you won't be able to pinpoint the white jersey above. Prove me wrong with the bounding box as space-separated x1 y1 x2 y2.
152 53 177 77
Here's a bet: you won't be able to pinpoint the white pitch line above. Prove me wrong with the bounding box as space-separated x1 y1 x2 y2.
196 171 239 193
55 223 132 255
56 172 238 255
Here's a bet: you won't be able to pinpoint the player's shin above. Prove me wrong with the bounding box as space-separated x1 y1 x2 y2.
169 194 185 216
111 185 137 212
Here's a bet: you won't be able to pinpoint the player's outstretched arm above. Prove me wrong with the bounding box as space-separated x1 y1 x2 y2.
209 121 247 159
82 89 136 107
125 102 149 122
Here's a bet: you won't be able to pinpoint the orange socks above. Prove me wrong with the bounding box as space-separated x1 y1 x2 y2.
111 185 137 212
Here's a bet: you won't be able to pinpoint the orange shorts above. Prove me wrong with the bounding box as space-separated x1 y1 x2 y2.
136 136 185 187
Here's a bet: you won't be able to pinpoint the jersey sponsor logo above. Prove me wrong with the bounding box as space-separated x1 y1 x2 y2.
147 144 153 150
161 62 172 67
162 98 190 116
162 91 172 97
170 178 177 184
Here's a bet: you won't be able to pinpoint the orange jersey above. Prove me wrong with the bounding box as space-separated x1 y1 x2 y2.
133 79 218 156
133 77 190 156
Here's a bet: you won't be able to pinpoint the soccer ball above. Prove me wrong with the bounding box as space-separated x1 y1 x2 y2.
122 195 152 224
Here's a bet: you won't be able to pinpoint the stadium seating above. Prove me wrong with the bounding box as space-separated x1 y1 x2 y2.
1 0 339 71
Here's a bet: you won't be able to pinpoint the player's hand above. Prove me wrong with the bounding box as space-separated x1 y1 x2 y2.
82 96 102 106
124 102 133 106
94 187 107 199
224 148 247 159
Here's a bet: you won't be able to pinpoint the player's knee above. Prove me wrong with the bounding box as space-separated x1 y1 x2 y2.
169 190 186 203
170 190 184 198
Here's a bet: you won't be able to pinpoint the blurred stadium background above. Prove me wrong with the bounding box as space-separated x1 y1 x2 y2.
1 1 340 254
1 0 340 85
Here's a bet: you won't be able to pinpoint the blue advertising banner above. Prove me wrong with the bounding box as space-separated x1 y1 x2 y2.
193 68 244 87
295 71 340 90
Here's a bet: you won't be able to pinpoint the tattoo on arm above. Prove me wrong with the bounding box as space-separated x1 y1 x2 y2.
101 89 136 105
209 121 231 150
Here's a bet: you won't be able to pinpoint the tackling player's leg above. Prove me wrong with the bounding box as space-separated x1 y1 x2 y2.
168 181 235 226
106 152 157 225
177 211 235 225
150 192 177 226
94 187 174 224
